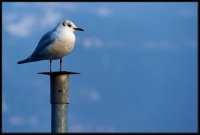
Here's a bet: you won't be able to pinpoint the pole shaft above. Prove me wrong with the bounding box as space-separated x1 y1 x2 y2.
51 104 67 132
50 74 69 133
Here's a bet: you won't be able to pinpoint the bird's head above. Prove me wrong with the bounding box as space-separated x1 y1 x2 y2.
58 19 84 32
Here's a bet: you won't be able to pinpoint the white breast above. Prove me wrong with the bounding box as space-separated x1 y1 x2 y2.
46 30 75 59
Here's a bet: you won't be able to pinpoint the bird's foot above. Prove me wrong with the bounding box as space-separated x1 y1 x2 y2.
59 58 62 72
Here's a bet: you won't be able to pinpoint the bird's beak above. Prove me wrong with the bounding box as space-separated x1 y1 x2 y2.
74 27 84 31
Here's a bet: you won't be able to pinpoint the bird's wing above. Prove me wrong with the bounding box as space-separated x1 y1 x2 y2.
30 30 56 58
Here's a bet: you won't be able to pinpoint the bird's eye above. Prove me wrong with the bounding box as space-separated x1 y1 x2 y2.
68 23 72 27
62 22 65 26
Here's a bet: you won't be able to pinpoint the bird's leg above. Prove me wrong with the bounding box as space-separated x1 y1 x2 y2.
50 56 52 73
60 58 62 72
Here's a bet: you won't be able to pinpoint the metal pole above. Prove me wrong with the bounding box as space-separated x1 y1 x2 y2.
38 71 79 133
50 74 68 133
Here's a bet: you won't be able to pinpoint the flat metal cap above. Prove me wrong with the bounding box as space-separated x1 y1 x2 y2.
38 71 80 76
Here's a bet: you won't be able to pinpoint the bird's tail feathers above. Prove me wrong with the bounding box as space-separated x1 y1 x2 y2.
17 55 44 64
17 56 32 64
17 58 29 64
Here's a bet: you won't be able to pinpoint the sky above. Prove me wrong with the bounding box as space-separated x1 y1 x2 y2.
2 2 198 133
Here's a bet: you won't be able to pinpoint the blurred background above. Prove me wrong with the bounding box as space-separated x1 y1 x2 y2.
2 2 198 132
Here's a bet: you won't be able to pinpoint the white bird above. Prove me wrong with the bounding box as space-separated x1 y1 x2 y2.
17 19 84 72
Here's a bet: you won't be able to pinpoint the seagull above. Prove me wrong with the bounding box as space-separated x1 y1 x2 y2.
17 19 84 72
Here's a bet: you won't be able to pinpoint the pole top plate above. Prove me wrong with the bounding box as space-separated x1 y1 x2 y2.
38 71 80 76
